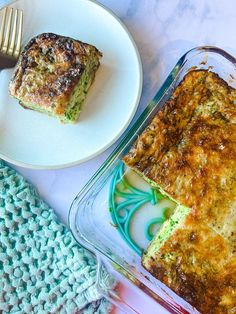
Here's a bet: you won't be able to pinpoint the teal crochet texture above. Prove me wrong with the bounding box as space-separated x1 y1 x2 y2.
0 161 114 314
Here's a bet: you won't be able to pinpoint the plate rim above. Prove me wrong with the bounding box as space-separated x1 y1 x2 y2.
0 0 143 170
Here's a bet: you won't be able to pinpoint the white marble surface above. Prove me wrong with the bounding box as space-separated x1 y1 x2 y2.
10 0 236 313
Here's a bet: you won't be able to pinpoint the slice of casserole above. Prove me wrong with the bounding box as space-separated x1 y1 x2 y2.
9 33 102 123
123 70 236 314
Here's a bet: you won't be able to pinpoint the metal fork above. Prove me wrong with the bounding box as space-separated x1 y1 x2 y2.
0 7 23 69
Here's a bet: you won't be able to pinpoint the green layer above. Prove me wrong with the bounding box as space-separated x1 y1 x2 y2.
131 168 191 255
132 168 181 204
143 204 190 260
62 59 99 123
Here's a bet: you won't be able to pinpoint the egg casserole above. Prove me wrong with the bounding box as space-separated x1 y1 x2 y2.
123 70 236 314
9 33 102 123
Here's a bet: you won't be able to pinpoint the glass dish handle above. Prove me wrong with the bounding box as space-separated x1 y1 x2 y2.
95 253 186 314
96 253 139 313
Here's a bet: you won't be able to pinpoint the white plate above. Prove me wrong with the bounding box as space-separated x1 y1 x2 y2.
0 0 142 169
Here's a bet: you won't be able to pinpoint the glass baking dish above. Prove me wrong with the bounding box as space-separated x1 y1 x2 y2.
69 46 236 313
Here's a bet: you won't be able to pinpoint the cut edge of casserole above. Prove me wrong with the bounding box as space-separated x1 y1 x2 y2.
142 203 190 257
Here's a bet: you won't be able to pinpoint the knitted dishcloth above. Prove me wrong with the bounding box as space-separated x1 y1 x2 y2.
0 161 115 313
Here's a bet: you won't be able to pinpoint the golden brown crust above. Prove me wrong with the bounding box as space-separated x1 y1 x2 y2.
123 70 236 314
142 215 236 314
9 33 102 115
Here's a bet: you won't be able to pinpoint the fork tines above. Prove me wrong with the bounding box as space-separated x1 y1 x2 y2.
0 7 23 58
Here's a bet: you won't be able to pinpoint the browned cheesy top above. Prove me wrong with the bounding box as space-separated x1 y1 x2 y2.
123 70 236 314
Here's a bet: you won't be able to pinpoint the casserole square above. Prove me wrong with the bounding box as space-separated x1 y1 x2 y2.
9 33 102 123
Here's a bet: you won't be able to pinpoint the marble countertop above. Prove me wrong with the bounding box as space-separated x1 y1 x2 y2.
11 0 236 313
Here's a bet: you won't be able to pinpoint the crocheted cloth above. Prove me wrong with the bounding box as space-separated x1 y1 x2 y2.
0 161 115 313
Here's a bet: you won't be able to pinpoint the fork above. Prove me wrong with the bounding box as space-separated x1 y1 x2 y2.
0 7 23 69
